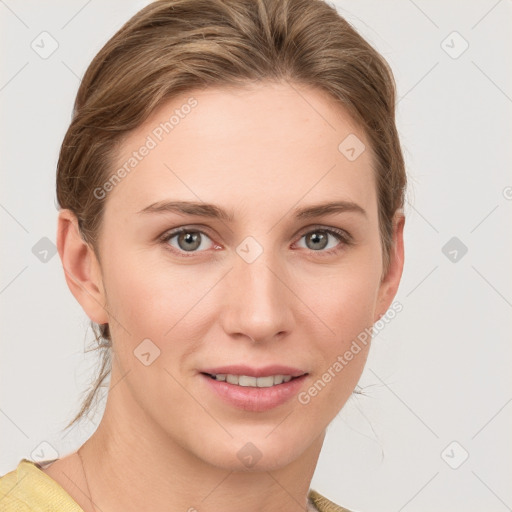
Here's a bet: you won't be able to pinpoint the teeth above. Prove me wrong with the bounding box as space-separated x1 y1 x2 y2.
255 376 275 387
210 374 294 387
226 374 238 385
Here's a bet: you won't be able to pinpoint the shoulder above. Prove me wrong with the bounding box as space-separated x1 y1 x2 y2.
0 459 84 512
0 460 32 511
308 488 358 512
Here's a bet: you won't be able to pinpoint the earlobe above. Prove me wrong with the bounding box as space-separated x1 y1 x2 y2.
56 209 109 325
375 212 405 322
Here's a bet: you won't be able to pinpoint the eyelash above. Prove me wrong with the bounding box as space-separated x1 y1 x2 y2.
158 225 353 258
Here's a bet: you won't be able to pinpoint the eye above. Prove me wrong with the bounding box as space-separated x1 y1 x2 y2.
160 227 216 256
295 226 352 255
159 225 353 258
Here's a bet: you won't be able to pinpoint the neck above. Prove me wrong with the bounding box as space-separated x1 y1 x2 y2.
79 366 325 512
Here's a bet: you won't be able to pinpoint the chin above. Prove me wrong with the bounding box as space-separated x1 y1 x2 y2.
190 427 313 472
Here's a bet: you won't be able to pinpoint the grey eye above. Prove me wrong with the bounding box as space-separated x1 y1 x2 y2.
165 229 214 253
297 229 345 252
304 231 329 250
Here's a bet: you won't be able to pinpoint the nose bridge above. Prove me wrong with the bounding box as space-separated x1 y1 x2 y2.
223 239 292 341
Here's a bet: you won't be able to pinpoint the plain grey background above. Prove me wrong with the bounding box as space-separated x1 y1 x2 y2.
1 1 511 511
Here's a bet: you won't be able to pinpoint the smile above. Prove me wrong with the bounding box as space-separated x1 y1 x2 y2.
204 373 295 387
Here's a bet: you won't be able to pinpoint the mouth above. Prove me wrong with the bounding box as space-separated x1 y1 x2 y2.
199 368 309 412
200 372 305 388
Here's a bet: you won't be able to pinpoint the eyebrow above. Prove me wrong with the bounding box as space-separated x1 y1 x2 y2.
137 199 367 221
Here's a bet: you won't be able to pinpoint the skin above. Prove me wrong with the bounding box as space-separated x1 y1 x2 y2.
46 81 405 512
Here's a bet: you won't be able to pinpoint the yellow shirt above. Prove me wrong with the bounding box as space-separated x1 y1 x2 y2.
0 459 351 512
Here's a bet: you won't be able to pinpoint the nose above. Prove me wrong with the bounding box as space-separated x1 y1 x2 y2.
220 245 294 344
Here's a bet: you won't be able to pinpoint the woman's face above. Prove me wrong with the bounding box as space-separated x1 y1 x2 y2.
78 81 404 471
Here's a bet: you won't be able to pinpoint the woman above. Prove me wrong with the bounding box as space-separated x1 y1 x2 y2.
0 0 406 510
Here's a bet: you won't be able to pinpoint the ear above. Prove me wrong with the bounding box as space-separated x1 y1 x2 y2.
56 209 109 325
374 212 405 322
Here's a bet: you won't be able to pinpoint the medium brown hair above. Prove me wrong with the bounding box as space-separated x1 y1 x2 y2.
57 0 406 431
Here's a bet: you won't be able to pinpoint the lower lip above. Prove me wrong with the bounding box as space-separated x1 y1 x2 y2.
200 373 308 412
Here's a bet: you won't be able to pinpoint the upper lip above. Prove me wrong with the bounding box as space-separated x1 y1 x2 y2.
200 365 308 378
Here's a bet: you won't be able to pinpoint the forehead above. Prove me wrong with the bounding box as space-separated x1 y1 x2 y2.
104 82 377 219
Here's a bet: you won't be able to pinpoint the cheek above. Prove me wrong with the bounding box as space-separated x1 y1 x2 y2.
99 244 195 339
301 281 376 419
307 262 380 338
314 285 375 388
302 258 379 394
